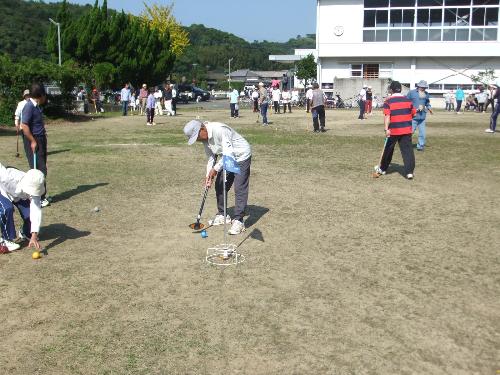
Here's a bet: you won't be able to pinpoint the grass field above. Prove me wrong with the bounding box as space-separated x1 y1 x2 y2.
0 107 499 374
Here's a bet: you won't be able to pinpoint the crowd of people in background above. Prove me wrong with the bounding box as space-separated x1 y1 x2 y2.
76 83 178 122
69 76 500 136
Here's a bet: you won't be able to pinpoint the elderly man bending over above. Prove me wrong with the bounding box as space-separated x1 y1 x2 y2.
0 163 45 252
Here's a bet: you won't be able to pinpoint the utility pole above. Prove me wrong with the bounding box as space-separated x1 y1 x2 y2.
49 18 62 66
228 58 233 90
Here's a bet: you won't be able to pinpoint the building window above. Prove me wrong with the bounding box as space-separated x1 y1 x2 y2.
363 30 376 41
349 64 393 78
364 0 499 42
471 27 498 39
364 64 380 78
365 0 389 7
379 63 393 78
390 0 415 6
418 0 443 5
351 64 363 77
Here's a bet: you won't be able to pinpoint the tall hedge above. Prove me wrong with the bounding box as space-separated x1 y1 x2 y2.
0 55 85 125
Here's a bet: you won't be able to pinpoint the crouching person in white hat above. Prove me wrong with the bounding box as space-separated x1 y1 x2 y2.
0 163 44 252
184 120 252 235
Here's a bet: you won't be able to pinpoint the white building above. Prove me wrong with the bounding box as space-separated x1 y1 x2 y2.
316 0 500 93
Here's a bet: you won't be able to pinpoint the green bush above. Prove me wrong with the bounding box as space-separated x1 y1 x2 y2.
0 54 85 125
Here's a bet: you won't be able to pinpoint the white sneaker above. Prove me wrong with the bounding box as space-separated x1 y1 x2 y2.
485 129 494 133
1 239 21 252
208 214 231 226
228 219 246 235
41 199 50 208
373 165 386 175
407 174 414 180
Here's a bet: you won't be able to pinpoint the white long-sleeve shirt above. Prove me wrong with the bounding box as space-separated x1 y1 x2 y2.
202 122 252 176
0 163 42 233
14 99 28 125
272 89 281 102
281 91 291 103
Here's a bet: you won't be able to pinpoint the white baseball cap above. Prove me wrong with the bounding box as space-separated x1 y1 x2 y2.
15 169 45 197
183 120 203 145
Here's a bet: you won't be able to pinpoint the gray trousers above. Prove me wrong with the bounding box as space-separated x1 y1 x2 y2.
215 157 251 222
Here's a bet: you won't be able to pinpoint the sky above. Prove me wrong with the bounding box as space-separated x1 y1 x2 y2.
45 0 316 42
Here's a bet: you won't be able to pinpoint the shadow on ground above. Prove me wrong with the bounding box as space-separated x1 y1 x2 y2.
51 183 109 203
244 205 269 228
42 223 91 252
386 163 407 177
236 228 265 249
47 149 71 156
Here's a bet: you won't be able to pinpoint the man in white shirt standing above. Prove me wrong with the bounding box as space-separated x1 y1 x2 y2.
154 87 163 116
251 89 259 112
183 119 252 235
229 88 239 118
120 83 131 116
14 89 30 130
272 86 281 114
281 88 292 113
358 84 367 120
0 163 45 252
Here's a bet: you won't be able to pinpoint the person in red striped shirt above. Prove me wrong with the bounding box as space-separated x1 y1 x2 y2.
373 81 416 180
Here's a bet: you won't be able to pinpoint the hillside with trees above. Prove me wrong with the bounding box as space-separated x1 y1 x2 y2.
0 0 95 60
0 0 315 75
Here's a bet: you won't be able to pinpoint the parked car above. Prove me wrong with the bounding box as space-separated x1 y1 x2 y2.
177 84 210 103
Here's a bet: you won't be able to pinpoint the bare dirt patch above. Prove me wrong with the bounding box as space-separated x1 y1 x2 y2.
0 108 498 374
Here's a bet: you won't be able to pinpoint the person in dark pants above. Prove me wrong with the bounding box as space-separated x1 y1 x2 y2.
20 83 50 207
171 84 177 113
485 85 496 113
310 83 326 132
120 83 131 116
455 86 465 114
358 84 367 120
183 119 252 235
0 163 45 252
485 80 500 133
373 81 416 180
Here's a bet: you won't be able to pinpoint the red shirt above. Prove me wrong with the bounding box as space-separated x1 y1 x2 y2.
383 94 416 136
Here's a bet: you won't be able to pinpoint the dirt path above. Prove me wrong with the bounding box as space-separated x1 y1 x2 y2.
0 109 498 374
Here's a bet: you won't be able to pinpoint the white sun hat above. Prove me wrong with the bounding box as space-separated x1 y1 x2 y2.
16 169 45 197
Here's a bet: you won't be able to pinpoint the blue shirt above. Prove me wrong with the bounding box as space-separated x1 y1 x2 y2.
21 99 45 137
455 88 465 101
407 89 431 120
230 90 239 104
146 94 155 109
121 87 131 102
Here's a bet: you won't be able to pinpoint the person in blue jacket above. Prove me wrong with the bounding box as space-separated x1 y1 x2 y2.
407 80 433 151
455 86 465 114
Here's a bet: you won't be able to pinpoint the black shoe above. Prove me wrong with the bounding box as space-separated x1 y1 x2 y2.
313 129 320 133
320 127 326 132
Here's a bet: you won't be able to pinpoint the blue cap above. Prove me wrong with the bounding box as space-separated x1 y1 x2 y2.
183 120 202 145
417 80 428 88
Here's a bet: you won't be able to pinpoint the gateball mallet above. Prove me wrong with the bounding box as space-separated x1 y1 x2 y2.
189 184 210 231
15 128 20 158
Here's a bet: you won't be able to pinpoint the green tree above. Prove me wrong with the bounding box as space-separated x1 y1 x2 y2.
471 69 497 86
92 62 116 89
296 54 317 85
